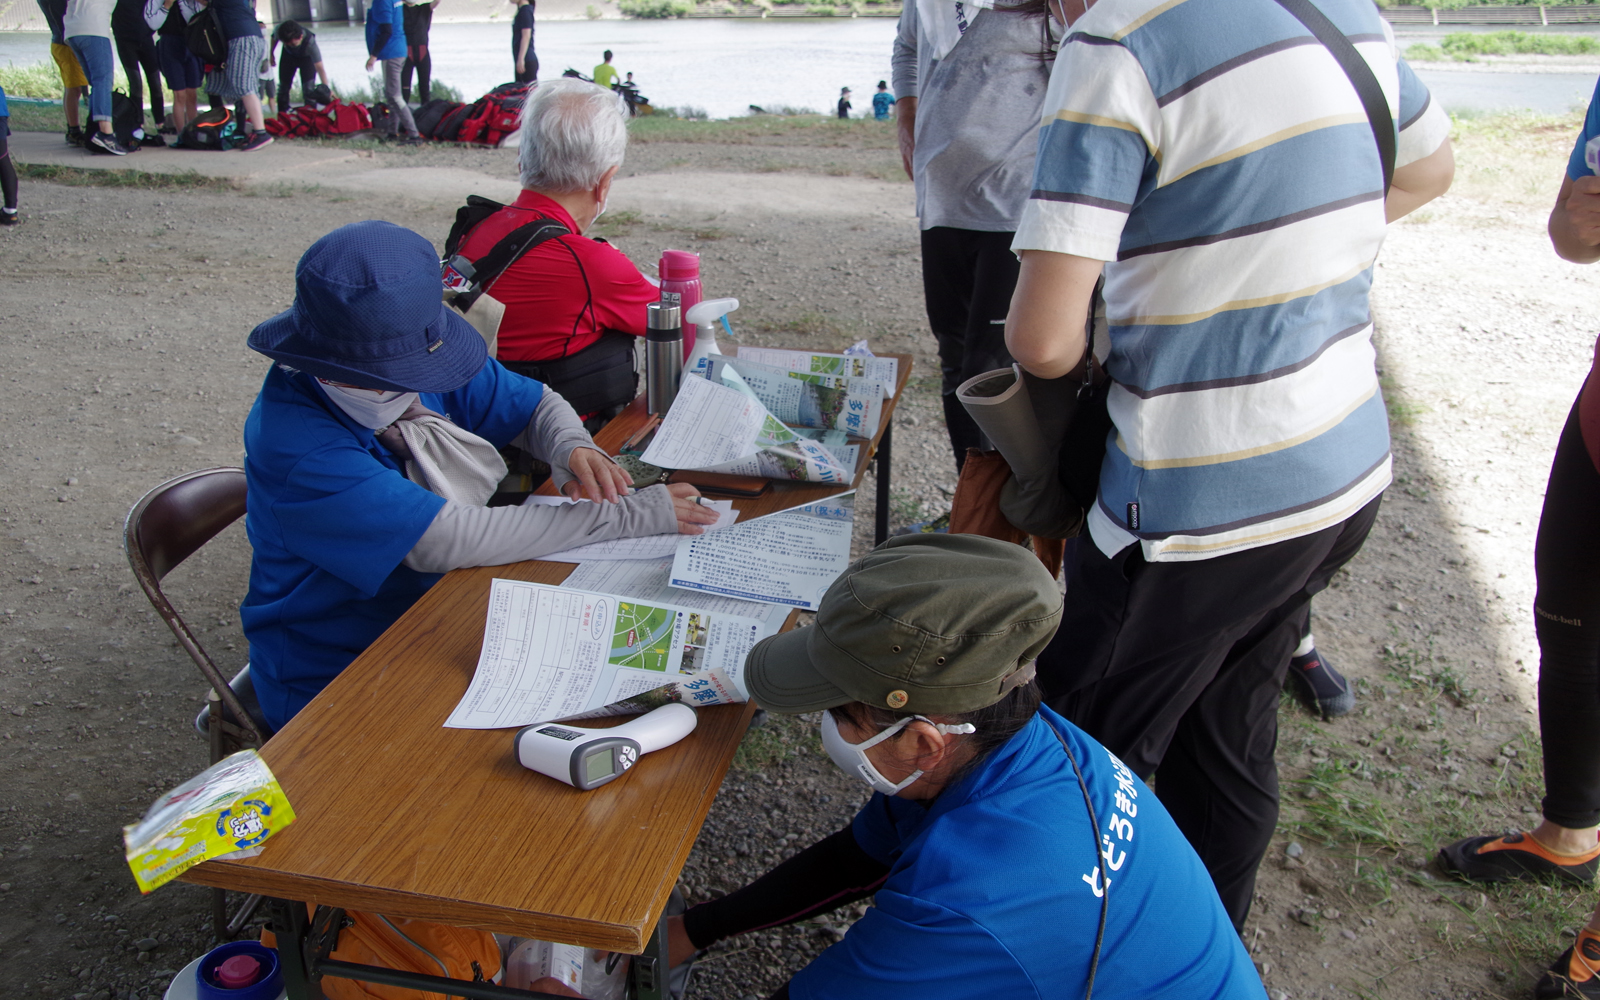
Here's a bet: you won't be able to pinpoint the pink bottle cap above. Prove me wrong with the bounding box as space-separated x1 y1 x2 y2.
658 249 700 280
216 954 262 989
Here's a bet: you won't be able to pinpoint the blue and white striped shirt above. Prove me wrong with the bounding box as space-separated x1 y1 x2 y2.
1012 0 1450 561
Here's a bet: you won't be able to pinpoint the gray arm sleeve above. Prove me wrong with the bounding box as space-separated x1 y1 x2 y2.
402 483 679 574
892 2 919 101
511 390 609 498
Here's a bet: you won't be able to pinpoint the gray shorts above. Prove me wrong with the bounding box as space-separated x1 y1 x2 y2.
207 33 265 100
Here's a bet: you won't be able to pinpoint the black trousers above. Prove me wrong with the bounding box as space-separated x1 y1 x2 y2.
114 26 164 124
401 4 432 103
1038 496 1382 929
919 226 1019 469
1535 396 1600 829
277 54 315 111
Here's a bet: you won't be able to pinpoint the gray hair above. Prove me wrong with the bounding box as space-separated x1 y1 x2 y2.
517 78 629 192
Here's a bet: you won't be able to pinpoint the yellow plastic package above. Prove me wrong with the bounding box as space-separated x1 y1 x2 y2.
123 749 296 894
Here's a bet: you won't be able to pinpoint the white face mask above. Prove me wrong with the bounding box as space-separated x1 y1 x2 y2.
820 709 975 797
317 380 419 430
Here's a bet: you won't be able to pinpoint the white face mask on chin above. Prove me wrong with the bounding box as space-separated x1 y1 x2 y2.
820 709 975 797
317 380 419 430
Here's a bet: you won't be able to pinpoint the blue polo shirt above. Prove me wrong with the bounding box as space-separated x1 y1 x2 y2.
793 707 1264 1000
240 361 542 731
365 0 407 61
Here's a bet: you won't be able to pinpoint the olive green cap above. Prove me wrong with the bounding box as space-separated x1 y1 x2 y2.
744 534 1062 715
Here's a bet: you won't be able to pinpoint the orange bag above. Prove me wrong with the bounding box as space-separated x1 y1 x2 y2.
262 908 502 1000
948 449 1067 579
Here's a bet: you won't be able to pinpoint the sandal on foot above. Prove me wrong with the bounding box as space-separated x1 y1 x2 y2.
1438 831 1599 886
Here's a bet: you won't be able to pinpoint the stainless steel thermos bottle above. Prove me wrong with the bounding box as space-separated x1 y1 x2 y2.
646 302 684 415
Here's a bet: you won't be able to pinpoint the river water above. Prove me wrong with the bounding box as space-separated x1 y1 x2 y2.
0 18 1595 119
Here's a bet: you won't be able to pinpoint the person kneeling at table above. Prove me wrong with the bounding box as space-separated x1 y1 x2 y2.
652 534 1264 1000
240 220 719 733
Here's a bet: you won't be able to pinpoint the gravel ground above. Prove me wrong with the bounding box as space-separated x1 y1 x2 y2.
0 118 1593 1000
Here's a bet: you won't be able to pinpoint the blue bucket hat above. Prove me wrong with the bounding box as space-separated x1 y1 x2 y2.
247 221 486 393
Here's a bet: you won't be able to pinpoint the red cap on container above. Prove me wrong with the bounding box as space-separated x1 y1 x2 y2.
658 250 700 280
216 954 262 989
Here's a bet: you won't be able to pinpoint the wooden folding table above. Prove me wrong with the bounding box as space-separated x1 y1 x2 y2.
179 353 911 999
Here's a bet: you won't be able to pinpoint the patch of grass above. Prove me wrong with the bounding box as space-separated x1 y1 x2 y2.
17 163 237 191
627 113 895 150
732 709 821 771
5 100 75 134
1448 109 1585 208
1412 30 1600 63
888 487 924 524
753 311 847 341
0 59 130 99
1381 638 1477 707
588 207 642 241
1379 372 1430 428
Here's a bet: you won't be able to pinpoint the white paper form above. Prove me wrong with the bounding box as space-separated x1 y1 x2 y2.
706 355 883 440
669 495 855 610
735 347 900 399
445 579 765 729
562 559 788 640
538 500 737 562
640 374 767 470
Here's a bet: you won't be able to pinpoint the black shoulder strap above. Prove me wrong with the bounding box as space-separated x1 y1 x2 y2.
1044 719 1108 1000
467 218 570 291
1271 0 1395 193
443 193 507 259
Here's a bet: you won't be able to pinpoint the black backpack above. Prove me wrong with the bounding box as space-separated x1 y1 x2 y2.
185 5 226 64
435 103 474 143
176 106 244 150
413 98 461 139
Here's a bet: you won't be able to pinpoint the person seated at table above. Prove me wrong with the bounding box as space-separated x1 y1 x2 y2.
451 77 659 429
639 534 1264 1000
241 220 720 732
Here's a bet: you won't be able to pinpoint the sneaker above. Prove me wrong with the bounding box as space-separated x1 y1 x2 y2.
892 511 951 536
1536 929 1600 999
241 130 274 152
87 131 128 156
158 122 177 136
65 125 85 147
140 131 167 148
0 210 18 227
397 134 426 146
1286 645 1355 718
1439 830 1599 886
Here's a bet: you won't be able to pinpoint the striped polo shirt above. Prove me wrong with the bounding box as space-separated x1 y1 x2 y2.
1012 0 1450 562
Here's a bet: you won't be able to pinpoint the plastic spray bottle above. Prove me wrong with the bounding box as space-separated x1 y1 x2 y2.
683 298 739 379
657 250 702 361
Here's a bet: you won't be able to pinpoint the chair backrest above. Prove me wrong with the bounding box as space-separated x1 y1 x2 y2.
124 468 262 746
125 467 247 584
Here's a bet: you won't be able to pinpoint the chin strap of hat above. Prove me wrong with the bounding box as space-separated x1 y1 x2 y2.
1045 718 1107 1000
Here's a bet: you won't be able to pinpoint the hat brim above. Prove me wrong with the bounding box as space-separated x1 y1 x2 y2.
743 629 854 715
248 300 488 394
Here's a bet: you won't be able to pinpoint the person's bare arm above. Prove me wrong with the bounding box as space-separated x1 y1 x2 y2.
896 96 916 180
517 27 531 68
1005 250 1106 379
1551 173 1600 264
1385 138 1454 223
313 60 330 87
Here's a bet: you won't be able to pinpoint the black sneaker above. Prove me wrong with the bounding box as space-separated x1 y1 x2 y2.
65 125 85 147
241 130 274 152
397 134 426 146
1439 831 1599 886
0 211 18 227
1286 645 1355 718
87 131 128 156
1536 930 1600 998
140 131 167 148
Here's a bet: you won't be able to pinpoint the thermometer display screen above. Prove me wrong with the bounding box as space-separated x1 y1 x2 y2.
584 748 616 784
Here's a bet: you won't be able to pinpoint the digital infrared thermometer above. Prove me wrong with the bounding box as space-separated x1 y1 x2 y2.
514 703 699 790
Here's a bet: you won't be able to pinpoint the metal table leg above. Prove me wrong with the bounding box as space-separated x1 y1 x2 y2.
269 897 325 1000
874 419 893 546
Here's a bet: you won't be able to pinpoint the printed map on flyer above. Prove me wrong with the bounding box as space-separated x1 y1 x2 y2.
443 579 763 729
705 354 883 440
670 494 854 610
734 347 899 398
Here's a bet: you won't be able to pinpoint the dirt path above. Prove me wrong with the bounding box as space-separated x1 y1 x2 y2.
0 121 1591 1000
